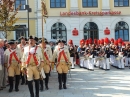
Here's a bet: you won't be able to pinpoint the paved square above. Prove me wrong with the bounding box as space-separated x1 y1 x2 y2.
0 66 130 97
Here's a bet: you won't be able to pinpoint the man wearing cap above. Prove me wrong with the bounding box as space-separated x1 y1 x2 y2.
52 39 71 90
17 36 27 85
68 39 75 69
21 36 44 97
4 39 21 92
39 38 52 91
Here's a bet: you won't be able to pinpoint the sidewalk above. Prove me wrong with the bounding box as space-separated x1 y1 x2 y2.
0 66 130 97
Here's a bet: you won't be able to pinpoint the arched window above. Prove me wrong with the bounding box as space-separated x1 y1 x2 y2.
51 22 67 41
84 22 98 40
115 21 129 41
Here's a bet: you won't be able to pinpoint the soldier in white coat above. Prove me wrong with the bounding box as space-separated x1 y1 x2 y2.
39 38 52 91
21 36 44 97
4 40 21 92
52 39 71 90
17 36 28 85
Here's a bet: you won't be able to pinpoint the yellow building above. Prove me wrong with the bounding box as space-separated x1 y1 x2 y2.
5 0 130 45
3 0 37 40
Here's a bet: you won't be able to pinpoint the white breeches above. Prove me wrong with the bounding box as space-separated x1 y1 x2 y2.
70 57 74 68
103 58 110 69
93 57 97 66
127 58 130 66
80 57 84 67
110 55 115 65
100 59 106 69
114 58 123 69
84 60 88 69
96 60 100 67
88 58 94 70
120 57 125 68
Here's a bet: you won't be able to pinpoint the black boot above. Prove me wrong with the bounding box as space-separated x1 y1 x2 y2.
27 81 34 97
8 77 14 92
58 74 62 90
34 79 39 97
63 73 67 89
45 73 49 90
25 75 28 85
21 73 25 85
39 79 44 91
15 75 20 92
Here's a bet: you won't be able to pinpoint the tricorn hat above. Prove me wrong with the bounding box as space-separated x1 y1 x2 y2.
28 35 38 42
56 39 66 44
38 38 48 44
8 39 15 44
19 36 25 40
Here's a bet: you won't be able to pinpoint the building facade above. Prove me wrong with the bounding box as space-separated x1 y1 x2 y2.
36 0 130 45
0 0 37 40
4 0 130 45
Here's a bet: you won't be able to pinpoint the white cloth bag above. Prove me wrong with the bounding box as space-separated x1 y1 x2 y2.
40 68 46 78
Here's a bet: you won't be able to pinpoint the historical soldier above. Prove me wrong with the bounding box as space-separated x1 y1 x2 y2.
68 39 75 69
104 38 110 70
4 40 21 92
104 45 110 70
51 39 71 90
77 39 85 68
83 40 89 69
39 38 52 91
127 44 130 68
21 36 44 97
116 39 124 69
17 36 27 85
90 44 97 70
121 42 128 66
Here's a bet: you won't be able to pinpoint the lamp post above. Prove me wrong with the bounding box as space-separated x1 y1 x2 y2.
24 5 32 37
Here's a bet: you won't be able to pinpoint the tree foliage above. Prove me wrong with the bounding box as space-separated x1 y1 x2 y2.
0 0 21 38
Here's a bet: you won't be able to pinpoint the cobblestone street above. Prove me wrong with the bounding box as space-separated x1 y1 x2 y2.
0 66 130 97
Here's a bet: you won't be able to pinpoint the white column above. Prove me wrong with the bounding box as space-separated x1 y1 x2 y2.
102 0 110 11
37 0 42 10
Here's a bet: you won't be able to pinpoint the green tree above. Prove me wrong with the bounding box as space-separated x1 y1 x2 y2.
0 0 21 39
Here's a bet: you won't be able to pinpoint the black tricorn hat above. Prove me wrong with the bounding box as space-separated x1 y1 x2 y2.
19 36 25 40
56 39 66 44
38 38 48 44
8 39 15 44
28 35 38 42
25 38 28 41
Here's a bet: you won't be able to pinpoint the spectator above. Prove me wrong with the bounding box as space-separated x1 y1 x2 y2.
0 39 5 90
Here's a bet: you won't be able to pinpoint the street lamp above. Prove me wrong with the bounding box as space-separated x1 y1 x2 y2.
24 5 32 37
